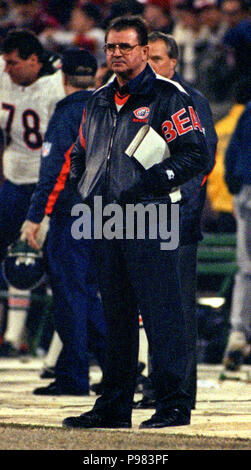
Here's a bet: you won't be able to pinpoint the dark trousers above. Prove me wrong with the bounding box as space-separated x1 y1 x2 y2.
143 243 198 409
0 180 35 261
93 235 191 420
46 215 107 392
178 243 198 409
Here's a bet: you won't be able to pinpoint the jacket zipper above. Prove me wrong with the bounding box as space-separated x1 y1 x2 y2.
105 113 118 201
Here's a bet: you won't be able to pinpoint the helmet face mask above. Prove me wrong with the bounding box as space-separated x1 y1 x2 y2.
2 240 46 290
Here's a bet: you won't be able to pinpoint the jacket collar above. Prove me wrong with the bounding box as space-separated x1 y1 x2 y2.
112 63 156 96
172 71 190 94
96 64 156 107
172 71 182 84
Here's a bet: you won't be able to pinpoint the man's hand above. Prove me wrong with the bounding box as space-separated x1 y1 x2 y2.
20 216 50 250
21 221 41 250
119 164 172 203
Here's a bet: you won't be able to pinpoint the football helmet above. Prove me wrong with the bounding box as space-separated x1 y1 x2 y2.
2 239 46 290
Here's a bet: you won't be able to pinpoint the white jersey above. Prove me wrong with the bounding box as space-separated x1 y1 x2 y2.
0 56 65 184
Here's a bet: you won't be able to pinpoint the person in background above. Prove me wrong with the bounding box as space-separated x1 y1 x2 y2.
196 0 249 110
222 94 251 371
42 0 75 27
39 2 105 65
221 0 247 30
0 1 16 40
194 0 227 43
23 46 107 395
101 0 145 29
204 82 250 233
0 29 64 358
143 0 174 34
133 31 217 411
204 79 251 233
172 0 210 86
10 0 60 35
221 0 251 93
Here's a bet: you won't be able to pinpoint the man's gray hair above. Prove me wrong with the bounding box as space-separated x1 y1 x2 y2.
148 32 179 60
65 74 95 89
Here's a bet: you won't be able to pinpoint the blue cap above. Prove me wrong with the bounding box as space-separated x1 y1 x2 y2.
62 47 97 76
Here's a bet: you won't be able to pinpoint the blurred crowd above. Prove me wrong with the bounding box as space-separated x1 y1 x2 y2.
0 0 250 115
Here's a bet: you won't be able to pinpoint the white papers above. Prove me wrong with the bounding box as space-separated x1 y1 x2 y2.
125 125 181 203
125 125 170 170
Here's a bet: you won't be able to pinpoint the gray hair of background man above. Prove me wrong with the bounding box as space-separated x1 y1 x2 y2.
65 72 95 89
148 31 179 60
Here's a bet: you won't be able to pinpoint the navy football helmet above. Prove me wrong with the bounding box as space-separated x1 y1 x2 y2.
2 240 46 290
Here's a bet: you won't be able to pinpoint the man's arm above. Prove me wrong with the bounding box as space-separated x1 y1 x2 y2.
224 110 245 195
177 92 217 203
69 117 87 187
158 91 210 185
23 108 77 247
176 75 217 174
27 118 72 222
194 93 217 174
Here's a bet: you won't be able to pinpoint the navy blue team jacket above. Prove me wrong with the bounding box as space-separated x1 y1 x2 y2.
27 90 93 223
225 99 251 192
173 72 218 245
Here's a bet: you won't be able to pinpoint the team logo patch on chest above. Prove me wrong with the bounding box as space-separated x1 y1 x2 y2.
133 107 150 122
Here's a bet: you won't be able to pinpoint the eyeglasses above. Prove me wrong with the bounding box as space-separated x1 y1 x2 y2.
103 43 140 55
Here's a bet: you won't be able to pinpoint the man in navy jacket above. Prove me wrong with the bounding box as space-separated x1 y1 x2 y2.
24 47 107 396
63 16 209 430
223 99 251 370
